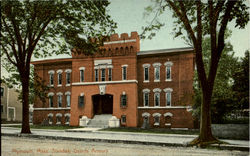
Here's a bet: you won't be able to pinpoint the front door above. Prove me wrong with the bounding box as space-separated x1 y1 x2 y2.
92 94 113 115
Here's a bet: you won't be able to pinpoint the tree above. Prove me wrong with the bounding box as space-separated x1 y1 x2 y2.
1 0 117 133
193 33 239 124
142 0 249 145
232 51 249 112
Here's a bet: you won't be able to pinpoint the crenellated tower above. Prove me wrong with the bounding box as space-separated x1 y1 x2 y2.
72 32 140 58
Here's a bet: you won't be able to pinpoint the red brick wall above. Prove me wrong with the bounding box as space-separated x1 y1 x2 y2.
33 110 70 125
137 51 194 128
70 83 138 127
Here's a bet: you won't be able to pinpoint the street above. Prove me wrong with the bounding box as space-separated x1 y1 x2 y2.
1 136 248 156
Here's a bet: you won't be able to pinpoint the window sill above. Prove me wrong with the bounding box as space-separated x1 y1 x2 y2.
154 123 160 126
48 85 54 87
57 85 62 87
120 106 127 109
143 80 149 83
49 122 52 125
66 84 71 87
65 122 69 125
165 79 172 82
165 123 171 126
56 122 61 125
154 80 160 82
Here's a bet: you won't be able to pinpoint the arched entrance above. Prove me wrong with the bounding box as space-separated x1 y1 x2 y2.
92 94 113 115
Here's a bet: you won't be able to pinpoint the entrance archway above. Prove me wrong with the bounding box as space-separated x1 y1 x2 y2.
92 94 113 115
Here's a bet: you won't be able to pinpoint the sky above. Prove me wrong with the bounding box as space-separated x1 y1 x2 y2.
108 0 250 57
1 0 250 77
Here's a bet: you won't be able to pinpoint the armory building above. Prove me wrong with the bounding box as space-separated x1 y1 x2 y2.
32 32 195 129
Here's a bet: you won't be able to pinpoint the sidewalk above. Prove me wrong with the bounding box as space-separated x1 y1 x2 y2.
1 127 249 151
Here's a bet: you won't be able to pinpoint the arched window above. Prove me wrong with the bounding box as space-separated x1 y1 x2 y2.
153 113 161 126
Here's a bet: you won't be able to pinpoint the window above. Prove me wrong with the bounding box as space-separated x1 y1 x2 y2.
57 94 62 107
58 73 62 85
8 108 15 121
164 61 173 81
66 95 71 107
164 88 173 107
66 72 71 84
164 112 173 127
121 115 126 124
142 112 150 127
153 88 161 107
144 67 149 81
108 68 112 81
144 92 149 107
1 105 3 113
153 113 161 126
78 95 84 107
154 116 160 126
122 65 127 80
154 67 160 81
120 94 127 107
143 64 150 82
56 114 62 125
1 87 4 96
153 63 161 82
80 69 84 82
166 92 171 106
143 88 150 107
48 70 55 86
48 116 53 125
95 69 99 81
166 66 171 80
154 93 160 107
65 116 70 124
50 73 54 86
49 95 53 107
101 69 106 81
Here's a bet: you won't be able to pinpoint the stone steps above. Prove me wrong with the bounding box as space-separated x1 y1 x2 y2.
87 114 112 128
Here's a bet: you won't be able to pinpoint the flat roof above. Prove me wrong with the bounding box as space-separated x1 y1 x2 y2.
31 58 72 65
137 47 193 56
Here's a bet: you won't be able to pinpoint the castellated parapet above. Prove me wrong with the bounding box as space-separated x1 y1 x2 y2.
72 32 140 58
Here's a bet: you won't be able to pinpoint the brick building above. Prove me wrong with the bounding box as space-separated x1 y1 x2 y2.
32 32 195 129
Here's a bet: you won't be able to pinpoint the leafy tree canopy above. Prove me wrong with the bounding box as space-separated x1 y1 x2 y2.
1 0 117 133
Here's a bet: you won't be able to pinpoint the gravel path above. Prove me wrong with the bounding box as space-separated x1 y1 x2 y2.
2 136 249 156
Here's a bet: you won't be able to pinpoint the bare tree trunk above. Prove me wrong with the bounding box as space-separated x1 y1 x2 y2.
199 87 214 141
21 73 31 134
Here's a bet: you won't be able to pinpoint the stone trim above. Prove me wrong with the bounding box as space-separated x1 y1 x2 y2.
164 61 173 67
142 112 150 117
153 113 161 117
57 69 63 74
34 108 70 110
164 112 173 117
48 92 54 96
153 88 162 93
48 70 55 74
65 91 71 95
72 80 138 86
104 39 136 45
138 106 191 109
65 69 72 73
163 88 173 92
142 88 150 93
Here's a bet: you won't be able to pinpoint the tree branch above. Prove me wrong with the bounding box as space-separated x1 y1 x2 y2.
166 0 197 45
1 44 18 66
2 17 20 64
217 1 236 57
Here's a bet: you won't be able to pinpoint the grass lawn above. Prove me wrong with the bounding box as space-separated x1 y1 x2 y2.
5 125 81 130
100 127 199 135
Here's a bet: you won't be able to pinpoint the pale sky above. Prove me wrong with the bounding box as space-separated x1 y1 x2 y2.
109 0 250 57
